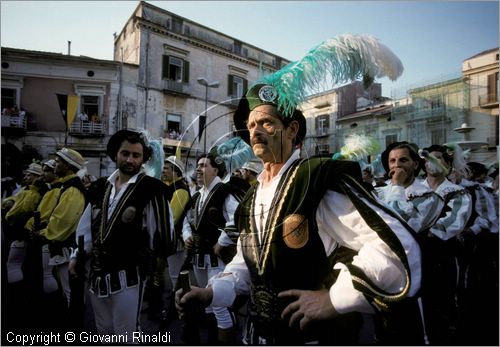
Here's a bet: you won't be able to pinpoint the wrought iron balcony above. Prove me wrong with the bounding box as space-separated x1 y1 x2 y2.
69 121 105 137
163 80 191 96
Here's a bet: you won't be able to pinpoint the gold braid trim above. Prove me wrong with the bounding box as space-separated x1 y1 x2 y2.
253 160 304 276
99 175 146 243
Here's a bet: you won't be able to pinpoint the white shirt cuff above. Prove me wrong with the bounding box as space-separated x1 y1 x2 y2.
329 263 374 314
209 275 236 307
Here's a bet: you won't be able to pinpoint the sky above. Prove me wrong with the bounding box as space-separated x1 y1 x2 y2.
1 1 498 98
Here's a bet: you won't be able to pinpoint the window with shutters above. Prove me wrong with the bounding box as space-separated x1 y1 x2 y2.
162 55 189 83
227 74 247 100
487 72 498 103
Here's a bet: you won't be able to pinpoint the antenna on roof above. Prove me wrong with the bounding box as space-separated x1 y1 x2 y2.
67 41 71 55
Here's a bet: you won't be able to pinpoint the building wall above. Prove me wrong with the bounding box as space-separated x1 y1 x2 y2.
1 48 142 177
113 1 289 163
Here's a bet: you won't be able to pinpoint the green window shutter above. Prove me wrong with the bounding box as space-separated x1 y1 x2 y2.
228 75 234 96
162 55 170 79
183 60 189 83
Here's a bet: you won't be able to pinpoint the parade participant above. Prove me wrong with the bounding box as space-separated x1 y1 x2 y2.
177 82 423 344
419 144 472 344
377 141 443 233
176 34 421 345
3 162 45 331
375 141 445 343
4 162 45 230
22 159 64 329
4 162 45 284
163 156 191 287
181 153 240 344
240 159 263 186
454 161 499 345
24 159 61 295
35 148 87 306
70 129 174 339
145 155 192 322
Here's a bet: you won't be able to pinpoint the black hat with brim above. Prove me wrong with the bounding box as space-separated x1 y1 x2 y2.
233 84 306 145
381 141 423 174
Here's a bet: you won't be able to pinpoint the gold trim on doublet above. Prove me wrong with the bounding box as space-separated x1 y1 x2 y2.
249 159 304 276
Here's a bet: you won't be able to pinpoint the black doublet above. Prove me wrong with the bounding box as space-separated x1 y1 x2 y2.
88 174 172 296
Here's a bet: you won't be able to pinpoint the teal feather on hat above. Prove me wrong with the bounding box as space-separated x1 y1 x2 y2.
257 34 404 117
140 130 165 180
213 136 255 175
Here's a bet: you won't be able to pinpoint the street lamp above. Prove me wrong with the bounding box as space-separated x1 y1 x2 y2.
197 77 219 153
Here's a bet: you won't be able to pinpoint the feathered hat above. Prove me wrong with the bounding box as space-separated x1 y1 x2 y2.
209 136 256 177
234 34 404 142
107 128 164 179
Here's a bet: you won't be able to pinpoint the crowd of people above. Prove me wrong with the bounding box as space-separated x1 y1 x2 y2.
1 87 498 345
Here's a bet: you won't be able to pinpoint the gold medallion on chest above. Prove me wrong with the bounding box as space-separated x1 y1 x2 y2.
282 214 308 249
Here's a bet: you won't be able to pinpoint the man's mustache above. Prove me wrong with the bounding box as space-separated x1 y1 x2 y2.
251 129 281 146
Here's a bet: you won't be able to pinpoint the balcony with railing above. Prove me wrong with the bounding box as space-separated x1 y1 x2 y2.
478 93 499 108
69 120 106 137
1 114 27 136
163 80 191 96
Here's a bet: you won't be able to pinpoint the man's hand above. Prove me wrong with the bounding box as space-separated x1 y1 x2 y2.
213 243 236 264
278 289 337 331
389 167 408 186
184 236 194 252
175 285 213 320
68 258 78 276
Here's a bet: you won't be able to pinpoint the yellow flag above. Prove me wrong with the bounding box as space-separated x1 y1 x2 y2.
67 95 79 127
175 142 182 160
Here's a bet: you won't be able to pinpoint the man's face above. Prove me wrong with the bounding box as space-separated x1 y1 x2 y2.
116 140 144 177
246 105 295 163
388 148 418 184
162 162 174 181
22 172 39 186
54 156 70 177
43 166 57 183
196 157 218 187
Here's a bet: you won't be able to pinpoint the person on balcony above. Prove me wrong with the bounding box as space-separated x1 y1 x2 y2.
78 112 89 122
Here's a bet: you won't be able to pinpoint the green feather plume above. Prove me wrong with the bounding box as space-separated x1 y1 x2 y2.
259 34 404 117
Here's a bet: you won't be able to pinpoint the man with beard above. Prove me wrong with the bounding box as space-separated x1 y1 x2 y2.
70 129 174 339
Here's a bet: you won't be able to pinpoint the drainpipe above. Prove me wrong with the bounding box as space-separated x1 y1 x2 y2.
144 29 150 129
117 47 124 130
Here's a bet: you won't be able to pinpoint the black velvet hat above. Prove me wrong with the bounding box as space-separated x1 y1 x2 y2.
233 84 306 146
